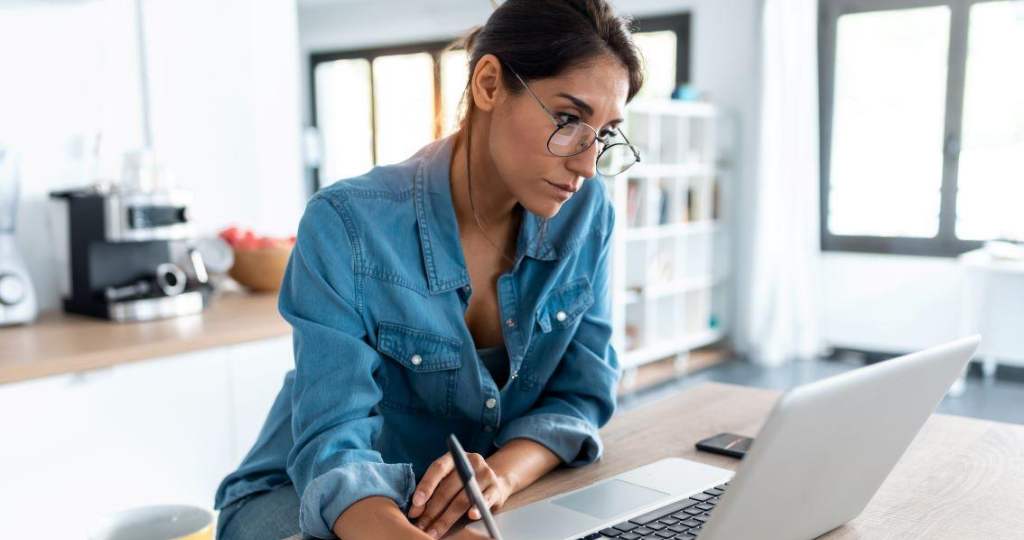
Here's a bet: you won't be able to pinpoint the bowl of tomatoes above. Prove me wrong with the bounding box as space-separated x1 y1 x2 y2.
219 226 296 292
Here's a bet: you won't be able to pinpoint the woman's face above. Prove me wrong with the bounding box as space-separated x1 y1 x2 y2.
485 54 630 219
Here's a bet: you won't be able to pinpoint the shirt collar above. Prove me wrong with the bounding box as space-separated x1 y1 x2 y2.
413 135 559 295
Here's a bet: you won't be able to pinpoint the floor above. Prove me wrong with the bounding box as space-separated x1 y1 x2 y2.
619 355 1024 426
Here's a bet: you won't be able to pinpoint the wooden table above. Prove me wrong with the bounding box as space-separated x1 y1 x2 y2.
0 292 289 385
459 382 1024 539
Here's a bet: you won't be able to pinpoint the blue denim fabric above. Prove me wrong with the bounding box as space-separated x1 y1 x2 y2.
216 484 309 540
214 134 620 538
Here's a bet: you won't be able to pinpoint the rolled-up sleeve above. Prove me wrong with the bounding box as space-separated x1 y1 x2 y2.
495 205 620 467
280 196 416 538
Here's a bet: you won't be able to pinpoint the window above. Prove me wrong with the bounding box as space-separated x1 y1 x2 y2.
819 0 1024 256
632 13 692 100
313 58 373 183
956 1 1024 242
371 52 436 166
310 40 450 188
309 13 691 190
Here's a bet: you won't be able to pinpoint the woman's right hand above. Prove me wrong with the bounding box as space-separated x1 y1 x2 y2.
443 526 495 539
333 496 434 540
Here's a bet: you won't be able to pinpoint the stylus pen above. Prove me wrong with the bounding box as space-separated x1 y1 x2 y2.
447 434 504 540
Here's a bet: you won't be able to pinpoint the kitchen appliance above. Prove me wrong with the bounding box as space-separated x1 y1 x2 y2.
0 147 39 326
48 185 211 322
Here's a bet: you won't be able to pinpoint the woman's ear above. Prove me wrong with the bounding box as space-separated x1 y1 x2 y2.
471 54 506 113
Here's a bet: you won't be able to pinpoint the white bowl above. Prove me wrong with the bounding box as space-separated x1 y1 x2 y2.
89 505 215 540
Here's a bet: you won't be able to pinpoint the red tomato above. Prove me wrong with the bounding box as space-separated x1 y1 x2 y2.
219 226 241 246
256 237 279 249
221 226 295 250
236 234 260 250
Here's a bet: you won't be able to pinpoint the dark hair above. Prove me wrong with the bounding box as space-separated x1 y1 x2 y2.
454 0 642 259
456 0 644 121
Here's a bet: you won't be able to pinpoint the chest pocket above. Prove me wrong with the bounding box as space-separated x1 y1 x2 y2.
535 277 595 334
518 277 596 391
375 321 463 416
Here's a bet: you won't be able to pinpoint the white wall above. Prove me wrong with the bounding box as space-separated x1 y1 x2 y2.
0 0 143 313
142 0 306 239
0 0 306 312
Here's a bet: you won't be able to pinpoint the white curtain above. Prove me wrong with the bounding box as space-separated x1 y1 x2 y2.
740 0 825 365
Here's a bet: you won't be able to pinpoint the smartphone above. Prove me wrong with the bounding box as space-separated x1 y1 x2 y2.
695 432 753 459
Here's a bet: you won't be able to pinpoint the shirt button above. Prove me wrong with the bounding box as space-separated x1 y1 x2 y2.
555 310 568 322
505 318 516 328
485 398 497 409
410 354 422 366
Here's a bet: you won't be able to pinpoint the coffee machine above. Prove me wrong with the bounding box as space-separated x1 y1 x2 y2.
48 186 211 322
0 147 38 326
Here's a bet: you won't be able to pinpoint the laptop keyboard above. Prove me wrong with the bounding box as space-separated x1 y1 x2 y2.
575 482 729 540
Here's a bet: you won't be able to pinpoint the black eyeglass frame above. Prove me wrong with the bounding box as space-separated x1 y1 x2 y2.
507 67 642 176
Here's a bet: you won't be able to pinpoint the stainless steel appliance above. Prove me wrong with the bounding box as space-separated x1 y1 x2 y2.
48 185 211 322
0 147 38 326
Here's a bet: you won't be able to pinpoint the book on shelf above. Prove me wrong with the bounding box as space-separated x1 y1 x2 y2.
624 323 640 352
658 182 670 225
711 178 720 220
684 186 696 222
626 179 641 227
653 246 674 284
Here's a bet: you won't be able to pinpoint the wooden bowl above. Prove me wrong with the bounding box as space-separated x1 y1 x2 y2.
228 245 293 292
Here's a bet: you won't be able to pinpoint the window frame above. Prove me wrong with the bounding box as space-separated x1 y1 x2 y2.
817 0 1013 257
633 12 692 87
307 12 691 192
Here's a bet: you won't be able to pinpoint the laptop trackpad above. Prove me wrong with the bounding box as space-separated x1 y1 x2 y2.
551 479 669 520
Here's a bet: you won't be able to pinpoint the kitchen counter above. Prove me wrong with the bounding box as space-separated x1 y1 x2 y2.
0 292 290 385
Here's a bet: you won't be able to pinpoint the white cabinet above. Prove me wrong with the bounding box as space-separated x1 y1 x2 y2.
226 335 294 463
959 249 1024 375
0 335 293 539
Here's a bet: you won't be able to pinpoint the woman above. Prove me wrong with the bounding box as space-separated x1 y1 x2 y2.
214 1 644 538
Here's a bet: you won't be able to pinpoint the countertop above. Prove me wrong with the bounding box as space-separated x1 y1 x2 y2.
0 292 290 385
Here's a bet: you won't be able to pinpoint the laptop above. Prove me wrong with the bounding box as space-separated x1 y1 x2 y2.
468 336 980 540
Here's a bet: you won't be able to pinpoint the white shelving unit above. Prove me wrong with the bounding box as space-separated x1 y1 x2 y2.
603 100 730 388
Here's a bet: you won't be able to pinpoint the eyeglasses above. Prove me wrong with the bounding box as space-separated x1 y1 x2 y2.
508 68 641 176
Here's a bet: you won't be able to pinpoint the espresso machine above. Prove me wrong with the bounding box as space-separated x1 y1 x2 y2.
48 186 211 322
0 147 38 326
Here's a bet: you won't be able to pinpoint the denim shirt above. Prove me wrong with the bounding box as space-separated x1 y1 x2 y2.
213 134 620 538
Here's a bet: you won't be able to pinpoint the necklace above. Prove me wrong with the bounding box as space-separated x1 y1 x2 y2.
465 127 518 266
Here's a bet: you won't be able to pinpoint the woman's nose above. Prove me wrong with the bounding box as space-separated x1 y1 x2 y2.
564 141 599 180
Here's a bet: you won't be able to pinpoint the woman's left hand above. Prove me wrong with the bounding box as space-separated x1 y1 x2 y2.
407 451 514 539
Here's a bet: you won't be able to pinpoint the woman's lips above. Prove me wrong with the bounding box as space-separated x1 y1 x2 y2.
544 179 578 199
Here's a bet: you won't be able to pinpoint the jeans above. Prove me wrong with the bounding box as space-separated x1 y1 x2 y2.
217 483 311 540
